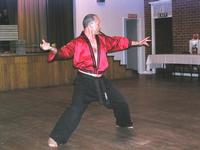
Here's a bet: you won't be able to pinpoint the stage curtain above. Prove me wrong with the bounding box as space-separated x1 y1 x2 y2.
18 0 47 53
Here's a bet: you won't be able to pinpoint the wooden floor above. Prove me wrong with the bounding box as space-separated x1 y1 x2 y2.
0 75 200 150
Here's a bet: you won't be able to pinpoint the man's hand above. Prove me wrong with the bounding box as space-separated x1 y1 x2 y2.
132 36 151 47
139 36 151 47
40 39 52 51
40 39 57 54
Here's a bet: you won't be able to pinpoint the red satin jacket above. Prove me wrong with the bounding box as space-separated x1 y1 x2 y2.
48 32 131 74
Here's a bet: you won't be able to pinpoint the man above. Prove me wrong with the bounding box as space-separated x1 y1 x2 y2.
40 14 150 147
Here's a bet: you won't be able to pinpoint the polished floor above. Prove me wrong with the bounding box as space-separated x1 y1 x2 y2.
0 75 200 150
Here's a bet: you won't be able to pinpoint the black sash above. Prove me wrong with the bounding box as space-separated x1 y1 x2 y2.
94 78 112 108
77 71 112 108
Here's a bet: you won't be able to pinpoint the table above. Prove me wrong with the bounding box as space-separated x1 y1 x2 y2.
146 54 200 71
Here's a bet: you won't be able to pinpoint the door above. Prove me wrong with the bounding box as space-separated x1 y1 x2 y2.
155 18 173 54
124 19 138 71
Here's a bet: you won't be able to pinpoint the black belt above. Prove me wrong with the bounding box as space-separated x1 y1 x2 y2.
77 71 112 108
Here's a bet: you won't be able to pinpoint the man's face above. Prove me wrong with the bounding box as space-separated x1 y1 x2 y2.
90 16 101 35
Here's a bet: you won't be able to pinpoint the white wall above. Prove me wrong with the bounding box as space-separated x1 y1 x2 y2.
73 0 145 64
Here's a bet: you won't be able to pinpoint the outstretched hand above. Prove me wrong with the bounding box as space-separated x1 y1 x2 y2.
139 36 151 47
40 39 52 51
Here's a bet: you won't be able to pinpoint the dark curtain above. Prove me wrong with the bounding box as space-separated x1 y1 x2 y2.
0 0 17 24
6 0 17 24
0 0 17 52
0 0 6 11
46 0 74 48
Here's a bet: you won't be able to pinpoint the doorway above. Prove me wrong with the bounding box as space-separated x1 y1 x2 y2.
124 18 138 71
155 17 173 54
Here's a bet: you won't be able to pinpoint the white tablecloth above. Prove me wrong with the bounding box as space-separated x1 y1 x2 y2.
146 54 200 71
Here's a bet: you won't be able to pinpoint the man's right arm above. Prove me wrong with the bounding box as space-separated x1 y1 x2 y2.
40 39 75 62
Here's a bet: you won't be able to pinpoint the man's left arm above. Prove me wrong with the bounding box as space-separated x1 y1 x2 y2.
104 34 151 52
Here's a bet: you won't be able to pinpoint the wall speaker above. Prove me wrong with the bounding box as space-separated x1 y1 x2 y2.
97 0 105 3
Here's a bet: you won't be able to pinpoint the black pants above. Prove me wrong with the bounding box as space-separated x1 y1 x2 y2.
49 72 133 145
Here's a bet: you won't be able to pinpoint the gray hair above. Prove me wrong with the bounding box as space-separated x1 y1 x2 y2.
82 14 97 28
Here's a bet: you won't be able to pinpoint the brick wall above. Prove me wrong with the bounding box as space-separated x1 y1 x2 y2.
144 0 200 55
172 0 200 53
